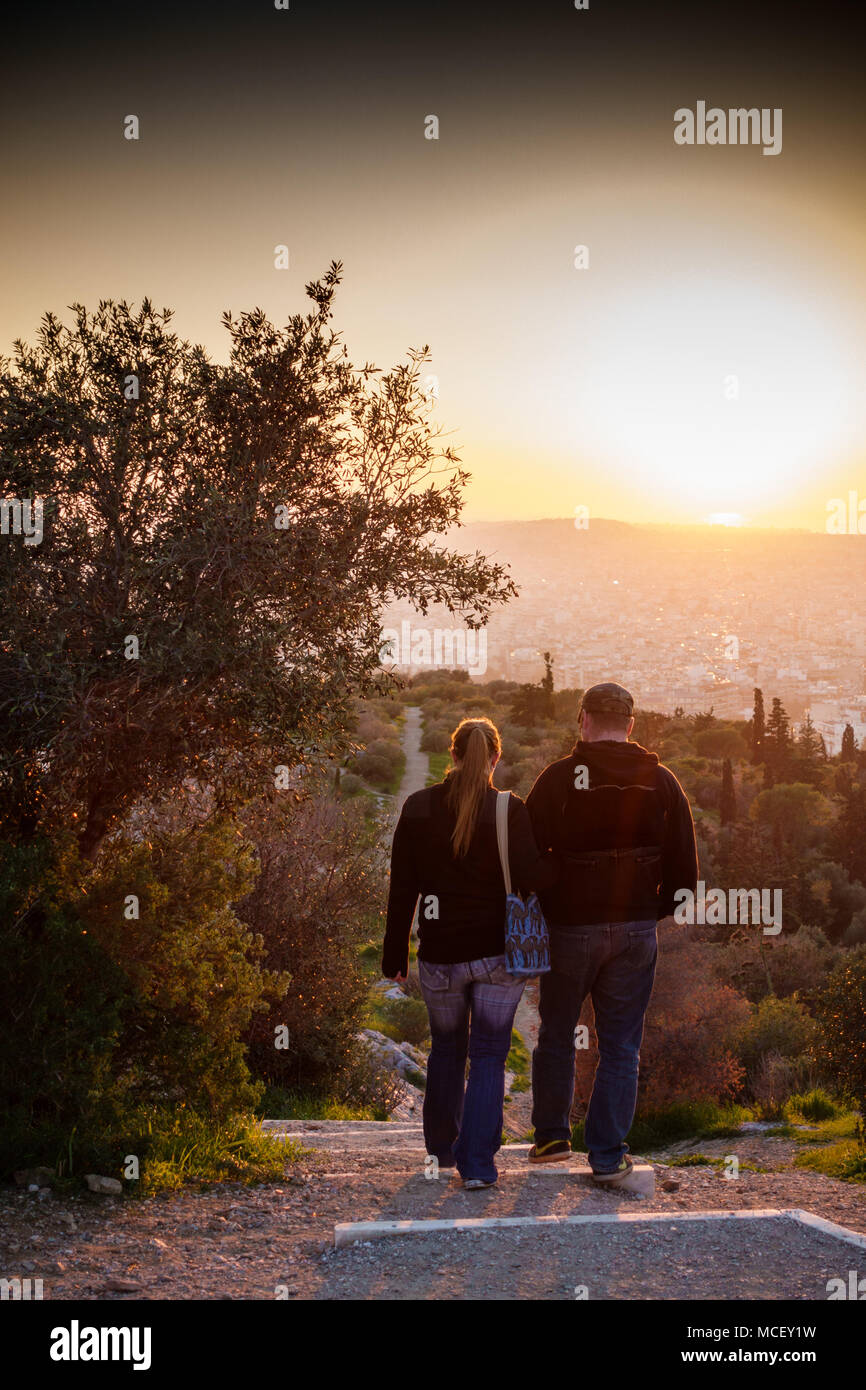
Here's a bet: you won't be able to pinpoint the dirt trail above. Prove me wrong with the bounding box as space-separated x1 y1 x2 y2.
4 1120 864 1301
393 705 429 817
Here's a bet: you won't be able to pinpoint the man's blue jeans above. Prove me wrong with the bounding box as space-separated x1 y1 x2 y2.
531 920 658 1173
419 955 526 1183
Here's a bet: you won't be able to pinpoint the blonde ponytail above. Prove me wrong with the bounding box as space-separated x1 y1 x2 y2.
445 717 501 856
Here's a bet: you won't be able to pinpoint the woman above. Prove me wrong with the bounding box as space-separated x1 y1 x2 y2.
382 716 553 1189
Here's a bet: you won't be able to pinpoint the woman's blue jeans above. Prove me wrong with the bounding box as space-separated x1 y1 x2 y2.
419 954 526 1183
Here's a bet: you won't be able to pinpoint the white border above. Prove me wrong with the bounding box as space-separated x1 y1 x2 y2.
334 1207 866 1249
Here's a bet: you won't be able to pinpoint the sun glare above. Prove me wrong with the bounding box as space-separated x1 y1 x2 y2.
566 268 860 521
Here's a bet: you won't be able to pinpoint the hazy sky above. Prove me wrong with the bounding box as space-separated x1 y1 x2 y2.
3 0 865 529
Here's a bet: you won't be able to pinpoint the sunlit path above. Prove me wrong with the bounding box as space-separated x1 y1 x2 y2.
392 706 429 822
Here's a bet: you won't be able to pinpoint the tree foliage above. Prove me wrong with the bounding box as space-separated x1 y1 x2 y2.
841 722 858 762
812 949 866 1123
238 790 384 1092
573 926 750 1111
750 687 765 764
720 756 737 826
0 268 515 855
0 820 283 1176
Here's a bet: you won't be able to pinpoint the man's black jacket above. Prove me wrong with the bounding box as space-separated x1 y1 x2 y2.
525 738 698 926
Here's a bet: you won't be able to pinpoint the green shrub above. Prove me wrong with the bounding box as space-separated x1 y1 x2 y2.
794 1140 866 1183
420 725 450 754
844 906 866 946
77 819 283 1116
789 1114 860 1144
120 1108 304 1197
506 1028 530 1078
402 968 426 1001
350 738 404 791
0 838 131 1177
749 1052 804 1119
571 1100 748 1152
260 1088 380 1121
334 1046 405 1117
259 1047 405 1120
239 791 385 1092
377 996 430 1046
0 823 286 1179
694 727 749 761
426 752 451 785
785 1089 841 1122
735 994 818 1082
812 948 866 1127
574 926 749 1113
338 772 365 796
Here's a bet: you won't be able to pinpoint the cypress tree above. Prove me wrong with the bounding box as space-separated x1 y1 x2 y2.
841 722 857 762
795 712 823 785
751 688 765 764
798 712 821 763
541 651 555 720
765 697 792 780
720 757 737 826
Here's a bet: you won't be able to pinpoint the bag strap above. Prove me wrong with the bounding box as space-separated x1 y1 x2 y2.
495 790 512 896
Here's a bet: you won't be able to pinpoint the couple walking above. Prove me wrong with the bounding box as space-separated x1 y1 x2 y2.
382 682 698 1189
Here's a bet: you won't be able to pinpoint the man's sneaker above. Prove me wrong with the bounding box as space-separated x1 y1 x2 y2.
592 1154 634 1185
528 1140 572 1164
463 1178 497 1190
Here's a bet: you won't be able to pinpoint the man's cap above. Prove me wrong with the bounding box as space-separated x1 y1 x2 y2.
580 681 634 717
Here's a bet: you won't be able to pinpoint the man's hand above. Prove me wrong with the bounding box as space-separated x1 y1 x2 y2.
383 972 407 983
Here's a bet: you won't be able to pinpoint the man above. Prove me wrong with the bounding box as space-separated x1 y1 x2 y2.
525 682 698 1183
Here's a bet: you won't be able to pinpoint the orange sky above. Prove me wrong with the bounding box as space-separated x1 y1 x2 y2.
3 2 864 532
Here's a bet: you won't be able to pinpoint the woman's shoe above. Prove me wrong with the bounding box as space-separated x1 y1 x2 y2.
463 1177 497 1190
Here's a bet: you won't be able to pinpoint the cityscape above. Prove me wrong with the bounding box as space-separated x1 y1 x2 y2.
382 517 866 753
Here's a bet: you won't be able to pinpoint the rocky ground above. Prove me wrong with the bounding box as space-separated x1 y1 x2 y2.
2 1115 864 1301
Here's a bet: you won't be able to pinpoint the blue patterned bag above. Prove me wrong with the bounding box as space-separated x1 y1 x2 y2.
495 790 551 976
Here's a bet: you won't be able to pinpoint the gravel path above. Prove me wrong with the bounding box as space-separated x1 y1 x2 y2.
393 705 429 817
314 1217 859 1301
3 1122 864 1301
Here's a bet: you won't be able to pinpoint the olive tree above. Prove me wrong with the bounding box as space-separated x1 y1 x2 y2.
0 263 515 855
